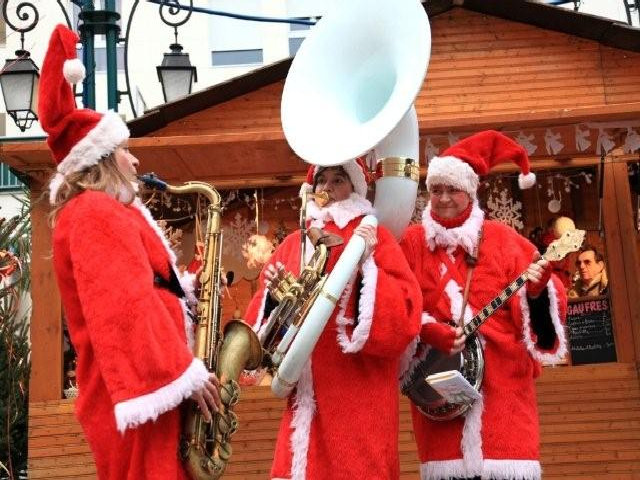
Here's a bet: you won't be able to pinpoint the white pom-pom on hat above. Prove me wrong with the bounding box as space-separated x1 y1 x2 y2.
63 58 85 84
518 172 536 189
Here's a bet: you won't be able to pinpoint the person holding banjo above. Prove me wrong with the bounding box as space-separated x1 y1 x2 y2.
244 159 422 480
400 131 569 480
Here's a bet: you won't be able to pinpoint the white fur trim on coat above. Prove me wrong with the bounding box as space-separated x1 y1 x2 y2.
336 255 377 353
114 358 208 433
461 396 484 476
306 193 375 229
49 111 130 202
179 271 198 309
426 155 479 197
254 287 271 339
398 312 436 383
290 360 315 480
422 201 485 255
440 263 485 473
519 280 568 364
130 200 195 348
420 457 541 480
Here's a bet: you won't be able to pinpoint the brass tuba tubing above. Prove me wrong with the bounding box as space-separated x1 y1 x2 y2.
138 173 262 480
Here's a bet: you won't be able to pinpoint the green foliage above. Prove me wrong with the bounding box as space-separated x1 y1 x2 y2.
0 192 31 480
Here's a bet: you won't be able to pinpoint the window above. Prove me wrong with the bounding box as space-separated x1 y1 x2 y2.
290 19 312 31
76 46 125 71
0 163 23 191
211 49 263 66
209 0 263 67
288 37 304 56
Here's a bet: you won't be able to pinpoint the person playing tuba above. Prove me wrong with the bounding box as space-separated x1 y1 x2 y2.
245 159 422 480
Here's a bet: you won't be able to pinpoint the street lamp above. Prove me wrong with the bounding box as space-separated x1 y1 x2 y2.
156 42 197 103
0 50 39 132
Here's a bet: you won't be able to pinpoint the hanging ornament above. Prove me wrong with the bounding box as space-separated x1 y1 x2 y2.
515 131 537 156
424 137 439 162
157 219 183 253
575 125 591 152
272 220 290 247
596 128 616 155
624 127 640 154
546 176 562 213
486 183 524 231
544 128 564 155
241 190 273 269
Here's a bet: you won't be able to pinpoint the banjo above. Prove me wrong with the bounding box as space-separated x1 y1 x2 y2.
402 228 585 421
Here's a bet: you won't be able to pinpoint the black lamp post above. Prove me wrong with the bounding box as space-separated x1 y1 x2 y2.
154 2 197 104
0 50 39 132
156 42 197 103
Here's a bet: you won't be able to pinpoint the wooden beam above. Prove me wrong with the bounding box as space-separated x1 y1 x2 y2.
602 160 636 363
611 162 640 362
29 179 63 402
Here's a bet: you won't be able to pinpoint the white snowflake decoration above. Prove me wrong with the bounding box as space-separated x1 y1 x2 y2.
224 212 254 260
486 188 524 231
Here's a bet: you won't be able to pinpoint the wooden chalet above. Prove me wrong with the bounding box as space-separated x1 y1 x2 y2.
3 0 640 477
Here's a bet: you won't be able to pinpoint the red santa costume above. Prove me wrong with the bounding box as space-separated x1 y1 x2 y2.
244 160 422 480
43 25 207 479
399 131 568 480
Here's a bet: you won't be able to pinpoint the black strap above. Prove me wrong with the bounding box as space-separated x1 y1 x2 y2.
154 262 186 299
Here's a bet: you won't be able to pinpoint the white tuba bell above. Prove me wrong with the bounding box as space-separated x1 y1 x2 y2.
266 0 430 398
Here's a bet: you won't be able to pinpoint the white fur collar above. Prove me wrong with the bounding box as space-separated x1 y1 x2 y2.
422 201 485 255
306 193 375 229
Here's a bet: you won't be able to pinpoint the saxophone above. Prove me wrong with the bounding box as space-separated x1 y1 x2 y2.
138 174 263 480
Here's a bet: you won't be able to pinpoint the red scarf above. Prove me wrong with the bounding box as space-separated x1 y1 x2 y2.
430 202 473 229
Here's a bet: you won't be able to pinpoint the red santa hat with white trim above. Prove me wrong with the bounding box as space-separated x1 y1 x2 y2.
40 25 130 204
299 157 370 198
426 130 536 198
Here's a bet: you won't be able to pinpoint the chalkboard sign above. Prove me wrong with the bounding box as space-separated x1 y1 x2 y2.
567 295 616 365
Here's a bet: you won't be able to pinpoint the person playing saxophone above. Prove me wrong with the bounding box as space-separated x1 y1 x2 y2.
42 25 220 479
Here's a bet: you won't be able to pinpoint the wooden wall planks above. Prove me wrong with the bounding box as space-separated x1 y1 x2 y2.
28 363 640 479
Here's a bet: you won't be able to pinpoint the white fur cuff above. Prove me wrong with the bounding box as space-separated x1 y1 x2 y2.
114 358 209 433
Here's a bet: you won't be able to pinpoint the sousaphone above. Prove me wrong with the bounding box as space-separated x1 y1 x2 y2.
262 0 431 398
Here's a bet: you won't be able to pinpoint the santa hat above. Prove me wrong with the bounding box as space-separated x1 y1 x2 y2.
426 130 536 197
299 157 370 198
40 25 130 203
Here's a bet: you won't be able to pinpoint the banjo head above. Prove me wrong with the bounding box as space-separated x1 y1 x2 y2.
403 335 484 421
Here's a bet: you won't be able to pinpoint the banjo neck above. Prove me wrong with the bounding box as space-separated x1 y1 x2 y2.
460 227 586 338
461 272 529 337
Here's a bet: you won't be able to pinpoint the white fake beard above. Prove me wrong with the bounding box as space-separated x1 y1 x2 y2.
306 193 375 229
